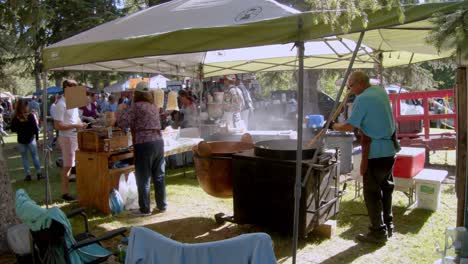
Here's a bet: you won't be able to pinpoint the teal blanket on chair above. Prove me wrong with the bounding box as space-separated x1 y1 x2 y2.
126 226 277 264
15 189 111 264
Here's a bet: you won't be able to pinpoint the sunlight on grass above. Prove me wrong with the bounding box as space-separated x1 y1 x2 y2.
9 166 457 264
4 129 458 264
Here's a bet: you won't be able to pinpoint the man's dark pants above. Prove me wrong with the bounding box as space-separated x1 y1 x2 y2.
363 156 396 233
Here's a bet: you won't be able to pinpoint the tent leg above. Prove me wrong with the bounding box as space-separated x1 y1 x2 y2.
292 31 366 263
198 64 204 130
292 40 304 264
42 71 51 208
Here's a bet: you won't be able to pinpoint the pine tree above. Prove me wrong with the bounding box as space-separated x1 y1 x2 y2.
428 5 468 59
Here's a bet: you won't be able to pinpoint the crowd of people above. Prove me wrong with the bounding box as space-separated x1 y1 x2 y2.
4 75 256 210
203 74 255 130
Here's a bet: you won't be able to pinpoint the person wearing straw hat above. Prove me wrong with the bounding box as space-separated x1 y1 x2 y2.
116 81 166 216
332 71 399 244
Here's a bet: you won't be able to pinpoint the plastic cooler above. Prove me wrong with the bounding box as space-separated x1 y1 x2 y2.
393 147 426 178
414 169 448 211
306 115 324 129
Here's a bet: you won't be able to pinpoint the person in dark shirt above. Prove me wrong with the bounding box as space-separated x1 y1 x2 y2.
11 99 42 181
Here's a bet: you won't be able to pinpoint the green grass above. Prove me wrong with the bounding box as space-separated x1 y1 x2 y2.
2 132 458 264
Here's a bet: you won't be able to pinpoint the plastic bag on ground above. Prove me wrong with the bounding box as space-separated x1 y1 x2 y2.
118 174 128 204
7 224 31 255
109 188 125 215
125 172 139 210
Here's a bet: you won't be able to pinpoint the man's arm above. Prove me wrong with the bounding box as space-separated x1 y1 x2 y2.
54 120 85 131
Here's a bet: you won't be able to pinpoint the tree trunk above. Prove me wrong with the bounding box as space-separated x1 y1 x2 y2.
92 78 100 91
34 49 43 91
0 146 19 253
55 76 62 87
303 70 320 115
103 79 111 90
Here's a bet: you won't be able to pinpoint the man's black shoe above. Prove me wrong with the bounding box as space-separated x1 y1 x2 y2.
386 224 394 237
24 175 32 182
356 231 387 244
37 173 44 180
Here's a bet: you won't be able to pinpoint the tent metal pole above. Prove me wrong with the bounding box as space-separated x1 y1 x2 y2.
198 64 203 129
42 70 51 208
292 31 365 262
292 40 304 264
378 52 384 87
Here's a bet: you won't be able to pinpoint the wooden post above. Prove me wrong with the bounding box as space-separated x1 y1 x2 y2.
456 48 467 226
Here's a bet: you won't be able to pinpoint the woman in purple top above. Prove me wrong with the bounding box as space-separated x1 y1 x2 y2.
79 94 98 122
116 82 166 216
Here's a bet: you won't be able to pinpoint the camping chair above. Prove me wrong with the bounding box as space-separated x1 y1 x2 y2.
15 189 127 264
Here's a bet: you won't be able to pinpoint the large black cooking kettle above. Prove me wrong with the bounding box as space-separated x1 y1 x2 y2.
254 139 318 160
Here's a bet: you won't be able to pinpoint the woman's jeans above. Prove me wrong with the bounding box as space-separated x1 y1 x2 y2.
134 140 166 213
18 139 41 175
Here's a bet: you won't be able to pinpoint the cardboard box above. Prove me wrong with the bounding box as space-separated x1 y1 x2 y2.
78 128 129 152
65 86 87 109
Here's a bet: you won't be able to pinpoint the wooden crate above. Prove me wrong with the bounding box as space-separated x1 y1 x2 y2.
102 135 130 152
78 128 129 152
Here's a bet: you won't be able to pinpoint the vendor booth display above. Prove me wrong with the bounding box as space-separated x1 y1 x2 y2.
76 125 202 214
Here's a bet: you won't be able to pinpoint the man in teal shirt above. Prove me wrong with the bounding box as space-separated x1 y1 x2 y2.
333 71 398 244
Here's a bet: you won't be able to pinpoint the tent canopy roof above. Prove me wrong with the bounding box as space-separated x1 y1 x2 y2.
43 0 465 75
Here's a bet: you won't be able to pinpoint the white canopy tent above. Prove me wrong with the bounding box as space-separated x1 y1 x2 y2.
149 74 170 89
43 0 462 77
40 1 466 262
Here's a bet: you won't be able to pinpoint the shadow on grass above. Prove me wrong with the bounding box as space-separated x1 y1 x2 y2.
87 215 314 261
336 199 432 239
87 216 248 254
166 174 200 187
394 207 433 235
141 217 246 242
